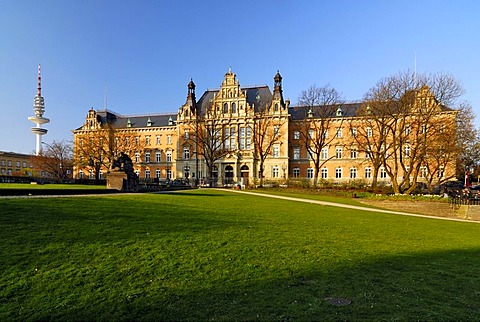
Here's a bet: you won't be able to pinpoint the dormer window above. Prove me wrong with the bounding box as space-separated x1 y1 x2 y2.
168 117 173 125
127 119 132 128
147 117 152 127
336 107 343 117
274 103 279 112
307 109 313 118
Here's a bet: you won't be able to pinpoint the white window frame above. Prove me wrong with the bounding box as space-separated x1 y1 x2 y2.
293 167 300 178
321 168 328 179
307 168 314 179
293 147 300 160
365 167 371 179
350 167 357 179
336 147 343 159
335 167 342 179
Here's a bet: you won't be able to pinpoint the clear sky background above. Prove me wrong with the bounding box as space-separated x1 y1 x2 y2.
1 0 479 154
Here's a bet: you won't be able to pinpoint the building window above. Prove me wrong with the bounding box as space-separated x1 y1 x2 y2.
240 127 251 150
350 167 357 179
146 136 151 145
274 125 280 137
321 168 328 179
155 169 161 178
293 167 300 178
166 151 172 162
167 135 172 145
320 147 328 160
336 147 343 159
274 103 279 112
135 169 140 177
7 160 12 166
183 147 190 160
156 136 161 145
1 160 5 166
135 153 140 163
273 145 280 158
438 167 445 178
365 148 372 159
135 137 140 146
350 148 357 159
293 147 300 160
155 151 161 162
336 128 342 138
294 131 300 140
351 127 357 137
225 127 236 149
404 145 410 157
22 161 27 168
335 167 342 179
223 103 229 113
365 167 371 179
405 126 411 136
366 127 372 137
184 130 189 139
307 168 314 179
232 103 237 113
145 169 151 179
145 152 151 163
89 170 94 179
380 167 387 179
272 166 279 178
79 170 84 179
420 166 427 178
166 169 172 180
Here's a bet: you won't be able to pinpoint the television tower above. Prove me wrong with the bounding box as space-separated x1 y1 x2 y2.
28 64 50 155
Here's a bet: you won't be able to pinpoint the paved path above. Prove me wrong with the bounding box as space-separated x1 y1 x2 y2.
223 189 480 224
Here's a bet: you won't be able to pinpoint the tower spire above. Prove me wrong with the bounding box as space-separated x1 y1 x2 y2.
37 64 42 96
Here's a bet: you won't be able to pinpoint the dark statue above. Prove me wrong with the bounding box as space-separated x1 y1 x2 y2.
110 152 138 192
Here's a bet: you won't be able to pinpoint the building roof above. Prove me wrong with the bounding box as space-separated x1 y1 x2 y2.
289 102 362 120
196 85 273 114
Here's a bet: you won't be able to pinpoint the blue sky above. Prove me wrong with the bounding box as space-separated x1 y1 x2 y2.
1 0 479 154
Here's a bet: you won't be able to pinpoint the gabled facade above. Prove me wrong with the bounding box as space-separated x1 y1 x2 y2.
72 70 457 189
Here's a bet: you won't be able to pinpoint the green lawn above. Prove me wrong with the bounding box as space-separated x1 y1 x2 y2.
1 189 479 320
0 183 106 190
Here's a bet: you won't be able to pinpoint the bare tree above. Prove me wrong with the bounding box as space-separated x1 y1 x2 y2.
362 70 465 194
251 98 286 186
455 101 480 178
74 124 143 182
32 140 73 181
185 101 233 186
297 84 344 186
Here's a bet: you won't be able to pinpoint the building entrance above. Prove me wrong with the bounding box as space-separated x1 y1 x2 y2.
240 165 249 186
224 165 234 184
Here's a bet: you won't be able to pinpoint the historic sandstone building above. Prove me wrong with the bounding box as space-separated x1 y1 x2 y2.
73 70 457 188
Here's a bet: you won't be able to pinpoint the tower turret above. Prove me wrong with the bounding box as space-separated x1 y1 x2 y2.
28 64 50 155
272 70 285 107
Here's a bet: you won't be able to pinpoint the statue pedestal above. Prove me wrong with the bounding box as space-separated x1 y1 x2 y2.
107 172 126 191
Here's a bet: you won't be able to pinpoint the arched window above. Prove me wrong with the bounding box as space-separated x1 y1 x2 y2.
223 103 228 113
274 103 279 112
231 103 236 113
